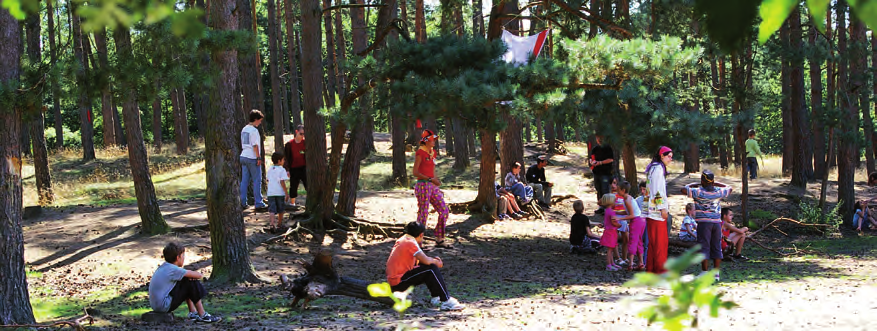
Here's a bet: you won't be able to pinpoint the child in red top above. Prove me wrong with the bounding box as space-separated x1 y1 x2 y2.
386 222 465 311
599 194 622 271
412 129 451 248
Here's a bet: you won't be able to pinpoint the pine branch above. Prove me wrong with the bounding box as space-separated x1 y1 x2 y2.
356 19 411 56
541 0 631 39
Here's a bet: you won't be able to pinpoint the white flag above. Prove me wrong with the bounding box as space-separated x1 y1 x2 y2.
501 30 549 67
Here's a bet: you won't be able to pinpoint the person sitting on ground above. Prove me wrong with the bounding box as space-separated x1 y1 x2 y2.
386 222 466 311
679 203 698 242
853 200 877 231
869 172 877 186
148 243 221 323
505 162 535 204
745 129 764 180
570 200 599 255
721 208 749 261
266 152 290 232
526 155 554 209
496 181 528 220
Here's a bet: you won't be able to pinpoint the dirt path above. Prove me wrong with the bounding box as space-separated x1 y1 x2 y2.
19 145 877 330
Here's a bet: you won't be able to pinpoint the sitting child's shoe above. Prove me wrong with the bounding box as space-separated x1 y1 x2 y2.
188 312 200 321
440 297 466 311
196 313 221 323
732 254 749 261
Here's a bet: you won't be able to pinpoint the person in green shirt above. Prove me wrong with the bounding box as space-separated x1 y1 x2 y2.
745 129 764 179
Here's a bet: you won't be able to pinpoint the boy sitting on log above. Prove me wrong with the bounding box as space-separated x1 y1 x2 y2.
147 243 221 323
386 222 466 311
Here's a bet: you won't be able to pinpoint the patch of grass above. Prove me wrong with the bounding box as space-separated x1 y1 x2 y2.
800 236 877 257
31 287 121 322
750 209 778 221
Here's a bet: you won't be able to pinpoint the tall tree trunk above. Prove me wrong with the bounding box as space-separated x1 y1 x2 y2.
301 0 333 229
837 1 856 224
555 120 565 142
207 0 262 283
499 111 523 184
684 73 700 173
535 116 543 141
811 16 826 180
114 28 170 235
334 0 347 98
525 121 532 142
850 20 874 174
445 117 455 154
152 75 163 153
826 10 836 170
545 118 556 153
415 0 426 42
872 32 877 169
732 53 749 224
391 114 408 186
24 8 53 207
472 128 497 218
781 21 792 175
789 7 810 187
451 117 470 169
468 128 477 157
171 89 189 155
285 6 302 127
472 0 484 37
94 29 118 147
239 0 265 119
268 0 284 150
589 0 600 39
48 0 63 149
1 8 35 324
72 5 96 161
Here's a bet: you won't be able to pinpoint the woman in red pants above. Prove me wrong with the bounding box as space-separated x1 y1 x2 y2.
644 146 673 273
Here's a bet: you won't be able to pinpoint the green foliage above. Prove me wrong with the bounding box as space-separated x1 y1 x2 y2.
368 282 413 316
625 247 737 330
798 199 843 233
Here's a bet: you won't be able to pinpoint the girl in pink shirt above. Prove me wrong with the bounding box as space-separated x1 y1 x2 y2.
599 194 622 271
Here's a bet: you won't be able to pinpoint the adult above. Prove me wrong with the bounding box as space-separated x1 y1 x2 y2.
681 170 732 281
644 146 673 274
240 110 267 209
386 222 466 311
589 135 614 213
745 129 764 180
283 125 307 206
412 129 451 248
526 155 554 209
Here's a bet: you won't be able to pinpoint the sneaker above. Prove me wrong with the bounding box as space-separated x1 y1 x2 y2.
615 259 628 266
606 264 621 271
732 254 750 261
519 210 530 216
509 213 521 220
196 313 221 323
714 272 721 282
430 297 442 307
440 297 466 311
498 213 510 220
241 204 251 210
187 312 199 321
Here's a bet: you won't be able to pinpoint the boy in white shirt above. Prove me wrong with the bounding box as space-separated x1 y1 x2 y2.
266 152 290 231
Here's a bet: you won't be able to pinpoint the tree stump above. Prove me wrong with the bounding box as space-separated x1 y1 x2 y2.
279 251 394 309
141 311 174 323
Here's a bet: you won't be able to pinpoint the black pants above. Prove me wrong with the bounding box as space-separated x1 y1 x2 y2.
747 157 758 179
391 264 449 302
289 166 307 198
168 278 208 313
594 174 613 205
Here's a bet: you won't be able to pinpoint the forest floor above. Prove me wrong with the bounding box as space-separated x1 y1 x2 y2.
18 134 877 330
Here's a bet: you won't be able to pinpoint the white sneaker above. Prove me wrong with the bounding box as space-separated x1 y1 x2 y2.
714 272 721 282
430 296 442 307
440 297 466 311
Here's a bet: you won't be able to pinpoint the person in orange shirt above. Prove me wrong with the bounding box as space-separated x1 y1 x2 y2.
386 222 465 311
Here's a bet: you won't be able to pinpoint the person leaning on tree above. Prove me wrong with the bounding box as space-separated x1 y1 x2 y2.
283 125 307 206
589 135 614 214
240 110 267 210
526 155 554 209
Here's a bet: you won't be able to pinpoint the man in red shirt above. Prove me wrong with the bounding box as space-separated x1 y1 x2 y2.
386 222 465 311
283 125 307 205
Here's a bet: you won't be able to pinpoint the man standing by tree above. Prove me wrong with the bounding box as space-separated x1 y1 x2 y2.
589 135 615 213
526 155 553 209
240 110 267 210
283 125 307 206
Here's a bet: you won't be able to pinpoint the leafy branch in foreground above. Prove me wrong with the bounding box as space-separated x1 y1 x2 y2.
624 247 737 331
368 282 414 316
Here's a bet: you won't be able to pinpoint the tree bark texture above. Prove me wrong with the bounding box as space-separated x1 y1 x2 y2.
171 89 189 155
473 128 497 218
47 0 63 149
684 73 699 174
0 8 36 325
94 29 118 147
499 111 523 185
451 117 470 170
114 28 170 235
325 0 346 193
285 8 302 127
25 10 54 206
535 116 543 141
811 16 826 180
415 0 426 42
268 0 285 150
334 0 347 97
72 5 96 161
392 114 408 186
468 129 477 157
851 19 873 174
239 0 265 118
445 117 455 154
789 8 811 187
301 0 334 228
472 0 484 37
545 118 556 153
152 76 163 153
836 1 856 224
206 0 261 283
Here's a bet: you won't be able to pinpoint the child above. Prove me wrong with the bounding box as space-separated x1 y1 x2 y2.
679 203 698 241
854 200 877 231
386 222 466 311
505 162 535 204
636 182 649 259
610 178 630 266
266 152 290 232
148 243 221 323
721 208 750 261
495 182 528 220
570 200 599 255
615 182 646 271
681 170 732 281
599 194 622 271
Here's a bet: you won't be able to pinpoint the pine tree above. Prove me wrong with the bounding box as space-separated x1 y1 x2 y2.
24 7 54 206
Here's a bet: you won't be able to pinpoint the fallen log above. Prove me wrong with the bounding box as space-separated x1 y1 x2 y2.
749 217 830 237
550 194 581 205
279 251 394 309
668 238 698 249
